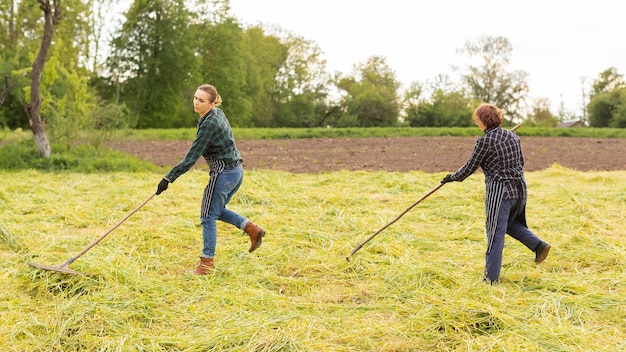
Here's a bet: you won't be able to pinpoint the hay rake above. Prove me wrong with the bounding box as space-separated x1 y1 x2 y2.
28 193 156 276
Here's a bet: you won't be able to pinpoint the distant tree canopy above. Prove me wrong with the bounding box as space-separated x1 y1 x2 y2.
335 56 401 127
587 68 626 127
1 0 624 145
457 36 529 123
527 98 559 127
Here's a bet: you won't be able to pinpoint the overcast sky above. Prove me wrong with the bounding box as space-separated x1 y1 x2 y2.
229 0 625 116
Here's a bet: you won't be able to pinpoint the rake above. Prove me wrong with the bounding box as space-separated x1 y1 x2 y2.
346 183 444 261
28 193 156 276
346 123 522 261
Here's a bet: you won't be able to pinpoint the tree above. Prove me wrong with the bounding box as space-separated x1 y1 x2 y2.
527 98 558 127
336 56 401 127
457 36 529 122
107 0 195 128
400 81 424 125
591 67 625 97
1 0 93 133
405 90 475 127
610 90 626 128
24 0 61 158
195 17 253 127
241 26 287 127
272 33 330 127
587 68 626 128
403 74 476 127
0 0 17 113
588 88 626 127
0 75 15 110
1 0 42 129
45 47 95 149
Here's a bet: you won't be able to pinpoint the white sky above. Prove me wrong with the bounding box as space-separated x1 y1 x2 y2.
229 0 625 116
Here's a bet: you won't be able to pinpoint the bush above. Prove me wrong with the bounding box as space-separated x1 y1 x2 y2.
0 140 157 173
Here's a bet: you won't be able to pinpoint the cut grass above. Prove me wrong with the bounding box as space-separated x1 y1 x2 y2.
1 166 625 351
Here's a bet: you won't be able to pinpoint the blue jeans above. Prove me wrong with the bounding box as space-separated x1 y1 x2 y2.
200 164 247 258
484 198 543 283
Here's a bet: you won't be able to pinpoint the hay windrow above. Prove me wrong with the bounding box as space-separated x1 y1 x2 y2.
1 167 625 351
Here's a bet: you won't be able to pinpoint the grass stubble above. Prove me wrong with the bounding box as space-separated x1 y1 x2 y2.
1 166 625 351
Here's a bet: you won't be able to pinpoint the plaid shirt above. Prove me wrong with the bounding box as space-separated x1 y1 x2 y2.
450 126 526 199
165 108 241 183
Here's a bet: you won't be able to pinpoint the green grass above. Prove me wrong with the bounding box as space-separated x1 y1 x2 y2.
0 140 157 172
3 126 626 144
1 166 625 351
114 126 626 140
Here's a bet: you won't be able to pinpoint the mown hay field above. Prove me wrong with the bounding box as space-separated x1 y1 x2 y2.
1 166 625 351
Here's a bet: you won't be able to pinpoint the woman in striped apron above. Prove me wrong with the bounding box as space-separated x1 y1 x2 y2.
156 84 266 275
442 103 550 284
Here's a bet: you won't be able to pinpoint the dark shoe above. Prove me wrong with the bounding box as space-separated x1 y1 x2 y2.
483 278 499 285
244 221 266 253
192 257 214 275
535 242 551 264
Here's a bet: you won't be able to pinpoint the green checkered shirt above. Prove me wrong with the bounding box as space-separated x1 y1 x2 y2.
165 108 241 182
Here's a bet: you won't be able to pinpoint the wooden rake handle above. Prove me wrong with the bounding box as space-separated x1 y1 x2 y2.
60 192 156 267
347 183 445 260
346 123 522 261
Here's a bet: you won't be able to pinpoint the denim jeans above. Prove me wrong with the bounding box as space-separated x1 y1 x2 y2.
484 198 543 283
200 164 247 258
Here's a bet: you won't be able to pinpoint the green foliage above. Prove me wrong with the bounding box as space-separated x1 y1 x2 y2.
272 33 331 127
87 99 131 150
526 98 559 127
0 1 38 129
591 67 625 97
405 89 476 127
0 140 156 172
196 19 256 127
458 36 529 122
241 26 287 127
336 56 401 127
110 126 626 141
0 0 95 133
4 127 626 146
588 88 626 127
3 1 625 136
45 45 96 149
109 0 195 129
0 126 30 142
612 95 626 128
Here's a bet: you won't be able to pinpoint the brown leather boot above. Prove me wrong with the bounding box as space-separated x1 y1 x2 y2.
192 257 214 275
244 221 265 253
534 242 551 264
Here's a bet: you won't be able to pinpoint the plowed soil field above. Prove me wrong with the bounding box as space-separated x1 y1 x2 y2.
107 136 626 173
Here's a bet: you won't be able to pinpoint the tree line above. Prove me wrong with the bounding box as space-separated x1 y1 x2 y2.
1 0 625 156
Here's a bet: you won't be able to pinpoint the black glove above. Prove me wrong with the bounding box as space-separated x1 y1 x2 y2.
441 174 454 184
156 178 169 195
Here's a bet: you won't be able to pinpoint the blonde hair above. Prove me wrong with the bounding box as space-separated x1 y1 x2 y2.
197 84 222 106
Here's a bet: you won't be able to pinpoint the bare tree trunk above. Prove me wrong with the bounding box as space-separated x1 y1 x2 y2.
24 0 61 158
1 4 16 112
0 75 14 109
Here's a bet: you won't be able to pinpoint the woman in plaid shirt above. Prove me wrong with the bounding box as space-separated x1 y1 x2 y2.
155 84 266 275
442 103 550 284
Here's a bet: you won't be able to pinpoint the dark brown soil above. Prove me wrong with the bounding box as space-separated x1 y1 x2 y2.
107 136 626 173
